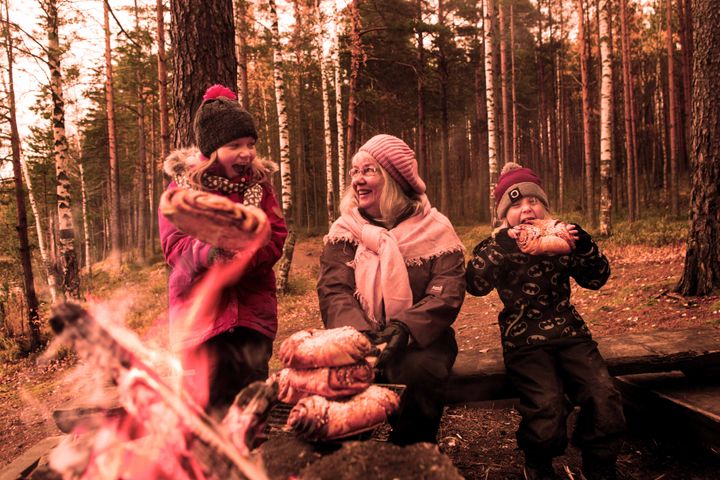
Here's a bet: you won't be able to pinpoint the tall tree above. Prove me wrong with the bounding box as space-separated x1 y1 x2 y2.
345 0 362 163
415 0 426 173
156 0 170 160
483 0 499 222
509 2 517 165
104 0 122 267
269 0 296 293
170 0 237 146
332 0 346 195
675 0 720 296
498 0 510 166
234 0 251 109
598 0 613 235
3 0 42 348
576 0 595 225
46 0 80 297
437 0 450 213
665 0 680 216
619 0 638 221
316 1 335 225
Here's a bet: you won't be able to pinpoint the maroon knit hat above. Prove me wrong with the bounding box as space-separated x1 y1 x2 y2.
358 134 426 195
494 162 549 219
193 84 257 157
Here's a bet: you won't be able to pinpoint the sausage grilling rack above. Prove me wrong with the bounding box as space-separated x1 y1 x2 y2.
263 384 406 443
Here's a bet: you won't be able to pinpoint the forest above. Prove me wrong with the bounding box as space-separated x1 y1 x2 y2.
0 0 719 478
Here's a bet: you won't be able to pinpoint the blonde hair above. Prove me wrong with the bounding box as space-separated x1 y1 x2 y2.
340 151 423 227
186 151 269 190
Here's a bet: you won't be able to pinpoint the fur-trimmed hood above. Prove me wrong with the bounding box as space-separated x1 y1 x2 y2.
163 146 278 183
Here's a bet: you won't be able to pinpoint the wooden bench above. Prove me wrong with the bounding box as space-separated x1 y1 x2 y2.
446 327 720 404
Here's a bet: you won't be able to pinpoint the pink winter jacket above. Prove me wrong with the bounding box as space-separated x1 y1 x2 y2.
159 149 288 349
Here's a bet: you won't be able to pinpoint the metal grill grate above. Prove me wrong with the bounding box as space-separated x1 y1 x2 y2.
264 384 405 442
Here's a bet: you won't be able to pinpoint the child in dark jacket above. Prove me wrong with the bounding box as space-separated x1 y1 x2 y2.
466 163 625 480
159 84 287 418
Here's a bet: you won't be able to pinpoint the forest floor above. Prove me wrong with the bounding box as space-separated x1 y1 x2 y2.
1 231 719 479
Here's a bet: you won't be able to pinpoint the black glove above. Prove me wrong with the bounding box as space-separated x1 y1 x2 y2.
372 321 411 369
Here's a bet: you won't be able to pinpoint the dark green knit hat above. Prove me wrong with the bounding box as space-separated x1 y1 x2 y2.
193 84 258 157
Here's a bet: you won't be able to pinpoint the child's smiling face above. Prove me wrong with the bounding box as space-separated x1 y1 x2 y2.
506 196 546 227
216 136 256 178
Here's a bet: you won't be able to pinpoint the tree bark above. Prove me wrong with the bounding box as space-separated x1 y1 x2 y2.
483 0 499 223
415 0 426 176
79 163 92 280
332 2 346 195
170 0 237 147
317 3 335 225
346 0 362 163
576 0 595 226
598 0 613 235
619 0 637 221
234 0 251 110
269 0 295 294
156 0 170 161
509 3 518 165
437 0 450 214
675 0 720 296
498 0 511 166
665 0 680 216
48 0 80 297
4 0 42 348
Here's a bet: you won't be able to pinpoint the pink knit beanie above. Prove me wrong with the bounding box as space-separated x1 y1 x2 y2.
358 134 426 195
494 162 549 219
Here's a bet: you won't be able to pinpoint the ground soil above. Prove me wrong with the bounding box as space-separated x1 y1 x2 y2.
1 238 719 479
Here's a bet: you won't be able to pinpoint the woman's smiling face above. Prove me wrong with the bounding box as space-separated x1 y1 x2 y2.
350 156 385 218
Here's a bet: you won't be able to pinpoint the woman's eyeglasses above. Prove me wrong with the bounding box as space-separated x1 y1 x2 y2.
348 165 380 178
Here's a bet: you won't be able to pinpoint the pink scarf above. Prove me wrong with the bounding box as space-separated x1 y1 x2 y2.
325 195 464 330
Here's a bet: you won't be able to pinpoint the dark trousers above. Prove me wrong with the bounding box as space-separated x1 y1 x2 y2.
503 337 626 463
379 328 458 445
184 327 273 419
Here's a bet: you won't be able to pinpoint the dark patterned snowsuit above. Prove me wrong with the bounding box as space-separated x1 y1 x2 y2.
466 225 625 465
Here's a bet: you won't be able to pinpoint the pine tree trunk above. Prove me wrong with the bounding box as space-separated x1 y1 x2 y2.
317 3 335 226
677 0 692 167
509 3 518 165
416 0 426 175
346 0 362 163
576 0 595 226
170 0 237 147
234 0 251 109
48 0 80 298
438 0 450 214
675 0 720 296
598 0 613 236
498 0 511 167
104 0 122 268
156 0 170 162
484 0 499 223
269 0 296 293
619 0 637 221
4 4 42 347
665 0 680 216
475 0 489 222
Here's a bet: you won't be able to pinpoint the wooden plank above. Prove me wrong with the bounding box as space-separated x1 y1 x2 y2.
614 372 720 452
0 435 65 480
446 327 720 404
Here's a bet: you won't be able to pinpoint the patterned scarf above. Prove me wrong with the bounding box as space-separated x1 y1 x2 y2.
173 171 263 208
325 195 464 330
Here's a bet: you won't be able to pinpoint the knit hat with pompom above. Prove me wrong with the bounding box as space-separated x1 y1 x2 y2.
193 84 257 157
494 162 549 219
358 134 426 195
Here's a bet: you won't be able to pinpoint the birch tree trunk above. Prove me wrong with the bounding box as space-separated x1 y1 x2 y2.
47 0 80 298
332 1 346 194
269 0 296 293
79 163 92 280
3 0 42 347
665 0 680 216
317 2 335 225
483 0 499 222
598 0 613 235
104 0 122 268
675 0 720 296
234 0 251 109
576 0 595 226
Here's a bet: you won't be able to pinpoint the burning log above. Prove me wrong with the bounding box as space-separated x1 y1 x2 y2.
49 302 270 480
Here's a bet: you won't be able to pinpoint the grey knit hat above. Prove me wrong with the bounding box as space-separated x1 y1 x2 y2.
193 84 257 157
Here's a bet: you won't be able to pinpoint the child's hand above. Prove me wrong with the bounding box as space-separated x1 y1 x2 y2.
509 220 575 255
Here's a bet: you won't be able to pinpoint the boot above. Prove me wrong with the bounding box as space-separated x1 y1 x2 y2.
581 454 619 480
523 458 560 480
